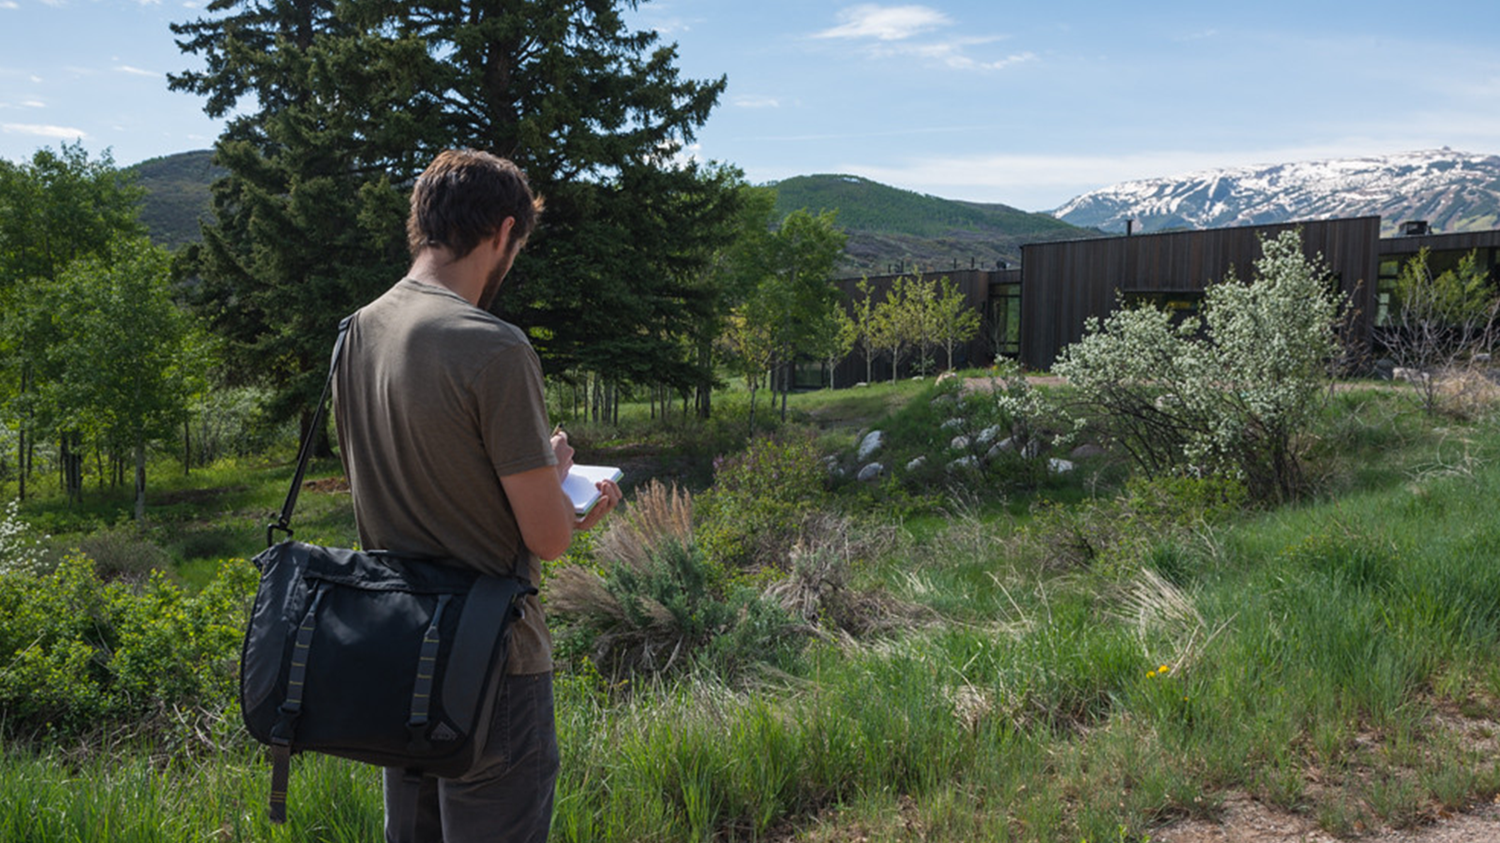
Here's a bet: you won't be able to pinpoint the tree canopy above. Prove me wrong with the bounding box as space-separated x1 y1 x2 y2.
170 0 740 430
0 144 151 500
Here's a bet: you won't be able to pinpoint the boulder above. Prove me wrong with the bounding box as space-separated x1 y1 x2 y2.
857 462 885 483
1393 367 1431 384
996 437 1040 458
856 430 883 461
1069 443 1107 460
905 456 927 472
1049 458 1075 474
950 435 971 450
947 456 979 473
940 417 966 431
977 425 1003 445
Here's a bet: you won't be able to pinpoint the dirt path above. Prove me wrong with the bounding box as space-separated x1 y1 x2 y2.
1154 796 1500 843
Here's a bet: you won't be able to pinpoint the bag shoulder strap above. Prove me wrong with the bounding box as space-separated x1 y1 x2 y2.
266 313 356 547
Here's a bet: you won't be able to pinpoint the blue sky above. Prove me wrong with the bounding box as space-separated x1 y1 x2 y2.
4 0 1499 211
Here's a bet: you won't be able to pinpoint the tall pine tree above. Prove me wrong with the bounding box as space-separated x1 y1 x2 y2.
171 0 739 430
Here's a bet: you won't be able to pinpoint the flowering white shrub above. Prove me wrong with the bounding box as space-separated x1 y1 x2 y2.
0 498 52 576
1054 230 1341 502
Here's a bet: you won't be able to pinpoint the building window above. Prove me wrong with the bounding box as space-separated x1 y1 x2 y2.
1377 258 1401 327
1124 290 1205 319
988 284 1021 356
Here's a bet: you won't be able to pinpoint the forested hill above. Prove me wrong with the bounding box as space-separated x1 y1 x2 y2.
771 174 1102 276
127 149 221 250
125 154 1104 272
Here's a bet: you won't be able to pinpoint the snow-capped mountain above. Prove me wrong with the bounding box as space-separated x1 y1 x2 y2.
1051 149 1500 236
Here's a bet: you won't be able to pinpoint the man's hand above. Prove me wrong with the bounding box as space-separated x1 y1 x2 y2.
550 429 574 483
575 478 622 532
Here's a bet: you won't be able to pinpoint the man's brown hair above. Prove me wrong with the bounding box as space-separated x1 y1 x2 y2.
406 149 543 259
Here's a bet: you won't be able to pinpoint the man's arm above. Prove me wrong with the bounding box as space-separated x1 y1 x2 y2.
501 430 621 561
500 466 576 561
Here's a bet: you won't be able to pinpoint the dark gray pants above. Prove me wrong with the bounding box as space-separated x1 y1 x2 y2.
383 672 560 843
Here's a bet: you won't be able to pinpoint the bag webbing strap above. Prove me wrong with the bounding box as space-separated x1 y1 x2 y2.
408 594 453 729
268 743 291 824
267 584 327 824
267 313 356 547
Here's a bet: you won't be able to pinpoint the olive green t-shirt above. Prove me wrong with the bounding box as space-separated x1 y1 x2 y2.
332 278 556 674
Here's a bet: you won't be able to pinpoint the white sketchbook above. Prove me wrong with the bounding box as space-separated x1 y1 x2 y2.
562 464 623 516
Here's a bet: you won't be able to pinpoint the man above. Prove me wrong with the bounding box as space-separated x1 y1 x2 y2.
334 148 621 843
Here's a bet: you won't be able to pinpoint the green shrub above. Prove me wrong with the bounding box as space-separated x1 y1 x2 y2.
1054 230 1343 503
549 538 802 683
1020 474 1246 577
0 555 254 741
67 525 172 580
0 499 53 576
696 434 828 570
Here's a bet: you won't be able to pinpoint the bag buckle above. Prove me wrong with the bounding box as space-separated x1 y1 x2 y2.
266 520 293 548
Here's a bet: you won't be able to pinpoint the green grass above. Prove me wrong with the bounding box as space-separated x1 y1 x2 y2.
3 382 1500 841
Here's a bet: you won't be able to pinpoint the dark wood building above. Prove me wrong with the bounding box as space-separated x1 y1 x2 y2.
828 215 1500 382
1017 217 1381 369
1375 224 1500 328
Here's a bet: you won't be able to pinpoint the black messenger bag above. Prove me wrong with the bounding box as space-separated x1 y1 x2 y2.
240 314 537 824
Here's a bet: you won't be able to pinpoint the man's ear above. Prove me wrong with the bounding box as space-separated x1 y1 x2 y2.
494 216 517 254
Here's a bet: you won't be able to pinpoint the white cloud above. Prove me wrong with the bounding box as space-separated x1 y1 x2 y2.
2 122 87 141
115 65 159 78
22 100 45 108
882 38 1034 71
814 4 950 42
733 95 780 109
0 2 20 10
813 5 1024 73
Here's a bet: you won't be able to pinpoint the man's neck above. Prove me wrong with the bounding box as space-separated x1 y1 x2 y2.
407 249 482 306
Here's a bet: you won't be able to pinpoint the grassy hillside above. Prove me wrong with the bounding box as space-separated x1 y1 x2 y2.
771 174 1103 275
128 149 220 250
3 379 1500 842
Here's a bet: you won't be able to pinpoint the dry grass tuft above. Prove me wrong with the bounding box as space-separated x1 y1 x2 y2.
764 513 934 638
1434 367 1500 420
1113 568 1229 676
594 479 694 573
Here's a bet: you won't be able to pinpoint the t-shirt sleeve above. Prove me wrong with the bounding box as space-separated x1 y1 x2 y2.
473 341 557 478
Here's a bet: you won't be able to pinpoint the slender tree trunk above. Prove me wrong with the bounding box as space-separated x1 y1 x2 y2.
695 340 713 419
17 365 29 501
780 362 789 421
134 438 146 523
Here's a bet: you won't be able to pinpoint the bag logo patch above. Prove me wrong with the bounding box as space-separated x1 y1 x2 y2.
430 722 458 742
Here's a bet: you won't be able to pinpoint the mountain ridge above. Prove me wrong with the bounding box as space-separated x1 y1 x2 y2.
1050 149 1500 236
129 148 1500 271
